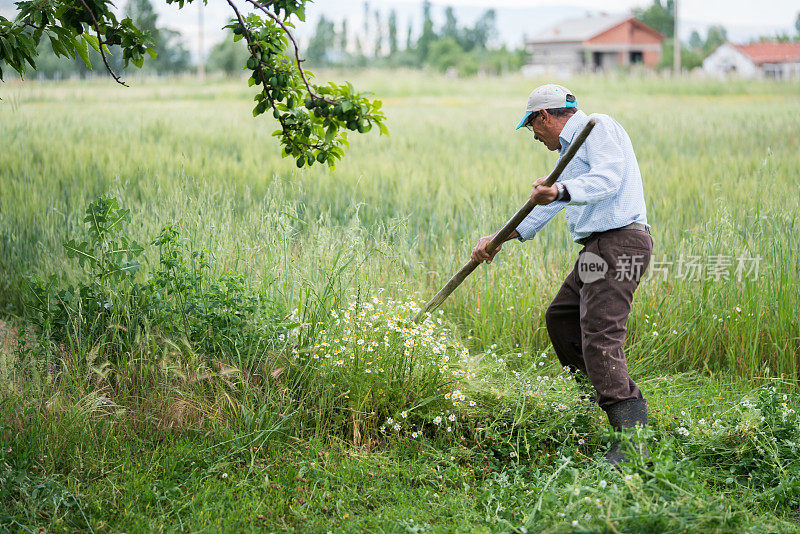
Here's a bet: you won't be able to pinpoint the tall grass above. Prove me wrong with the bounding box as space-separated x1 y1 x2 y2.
2 71 797 380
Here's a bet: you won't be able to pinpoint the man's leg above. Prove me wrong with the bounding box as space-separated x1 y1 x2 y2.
579 229 652 409
579 228 653 465
545 261 587 376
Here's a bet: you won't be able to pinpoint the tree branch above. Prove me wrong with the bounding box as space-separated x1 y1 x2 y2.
225 0 324 153
243 0 333 104
78 0 127 86
0 12 48 38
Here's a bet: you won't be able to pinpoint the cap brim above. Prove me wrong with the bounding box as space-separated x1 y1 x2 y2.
515 111 533 130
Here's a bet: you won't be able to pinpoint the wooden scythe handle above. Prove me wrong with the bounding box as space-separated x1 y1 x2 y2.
413 118 597 323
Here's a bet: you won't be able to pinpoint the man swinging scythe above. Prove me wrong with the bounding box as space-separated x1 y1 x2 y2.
471 84 653 466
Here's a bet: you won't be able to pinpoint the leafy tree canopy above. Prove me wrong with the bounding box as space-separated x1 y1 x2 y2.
125 0 190 74
305 14 336 66
207 29 249 76
0 0 387 170
633 0 674 38
703 25 727 55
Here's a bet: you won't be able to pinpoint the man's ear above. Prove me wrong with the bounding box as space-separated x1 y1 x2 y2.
540 109 551 125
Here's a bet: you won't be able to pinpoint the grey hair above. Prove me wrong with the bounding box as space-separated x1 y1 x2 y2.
542 107 578 118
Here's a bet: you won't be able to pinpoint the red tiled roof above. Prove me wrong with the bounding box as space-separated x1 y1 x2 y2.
732 42 800 65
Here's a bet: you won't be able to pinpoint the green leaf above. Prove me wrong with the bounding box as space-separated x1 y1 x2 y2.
1 38 18 72
120 259 141 275
18 34 36 59
378 122 389 136
84 34 101 53
63 240 96 266
49 34 67 56
325 124 336 142
26 55 38 70
74 37 92 70
146 47 158 60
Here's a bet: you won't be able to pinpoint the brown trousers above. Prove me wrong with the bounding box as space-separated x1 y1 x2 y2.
544 227 653 410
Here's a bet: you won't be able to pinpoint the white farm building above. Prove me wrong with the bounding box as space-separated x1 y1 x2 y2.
703 42 800 80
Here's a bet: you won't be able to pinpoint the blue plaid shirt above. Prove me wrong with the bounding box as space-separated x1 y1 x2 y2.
516 109 649 243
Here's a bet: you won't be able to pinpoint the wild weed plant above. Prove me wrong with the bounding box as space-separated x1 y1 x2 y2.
293 295 476 443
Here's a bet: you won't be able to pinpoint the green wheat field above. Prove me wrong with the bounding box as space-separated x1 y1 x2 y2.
1 71 800 532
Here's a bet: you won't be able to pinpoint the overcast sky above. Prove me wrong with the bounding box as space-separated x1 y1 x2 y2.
2 0 798 62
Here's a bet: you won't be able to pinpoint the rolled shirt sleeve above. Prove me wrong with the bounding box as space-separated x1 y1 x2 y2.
515 200 566 241
563 120 625 206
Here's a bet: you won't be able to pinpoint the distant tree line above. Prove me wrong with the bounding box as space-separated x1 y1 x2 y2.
206 31 249 77
29 0 191 80
301 2 527 76
22 0 800 80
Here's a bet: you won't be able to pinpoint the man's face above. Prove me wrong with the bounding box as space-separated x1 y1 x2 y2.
528 112 562 152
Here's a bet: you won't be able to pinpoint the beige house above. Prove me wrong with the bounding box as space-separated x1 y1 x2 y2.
523 13 665 76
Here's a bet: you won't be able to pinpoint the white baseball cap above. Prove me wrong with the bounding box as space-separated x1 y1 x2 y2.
515 83 578 130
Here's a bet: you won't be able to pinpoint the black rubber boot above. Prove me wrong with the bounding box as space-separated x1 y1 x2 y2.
605 398 649 467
